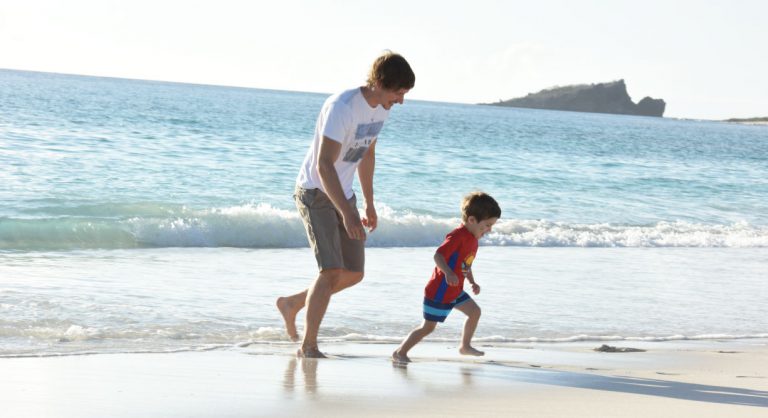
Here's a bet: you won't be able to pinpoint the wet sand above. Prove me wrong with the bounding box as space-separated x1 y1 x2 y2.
3 339 767 417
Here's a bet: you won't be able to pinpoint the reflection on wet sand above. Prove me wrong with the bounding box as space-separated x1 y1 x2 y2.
391 359 479 388
283 357 319 395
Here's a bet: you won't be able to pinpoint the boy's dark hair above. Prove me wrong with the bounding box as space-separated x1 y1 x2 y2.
367 51 415 91
461 192 501 222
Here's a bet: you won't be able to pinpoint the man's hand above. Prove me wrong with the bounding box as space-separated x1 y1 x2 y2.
361 204 378 232
342 210 366 241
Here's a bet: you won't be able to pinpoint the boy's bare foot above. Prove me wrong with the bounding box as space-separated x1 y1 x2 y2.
459 346 485 356
297 347 326 358
392 350 411 363
276 297 300 342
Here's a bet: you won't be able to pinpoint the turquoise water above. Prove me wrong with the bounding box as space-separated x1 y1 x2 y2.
1 69 767 357
2 69 767 250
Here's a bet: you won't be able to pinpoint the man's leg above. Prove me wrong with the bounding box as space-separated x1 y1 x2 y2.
276 292 305 342
277 269 363 342
283 189 364 353
297 268 363 358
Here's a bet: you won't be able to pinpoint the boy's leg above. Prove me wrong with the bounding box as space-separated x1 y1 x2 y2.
455 299 484 356
392 320 437 362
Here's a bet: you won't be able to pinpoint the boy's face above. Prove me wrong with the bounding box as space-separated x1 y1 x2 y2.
465 216 498 239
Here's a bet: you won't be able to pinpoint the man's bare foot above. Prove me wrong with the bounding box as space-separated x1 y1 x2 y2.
297 346 326 358
392 350 411 363
459 346 485 356
276 297 300 342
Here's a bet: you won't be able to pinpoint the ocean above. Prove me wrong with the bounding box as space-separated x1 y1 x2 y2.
1 69 767 357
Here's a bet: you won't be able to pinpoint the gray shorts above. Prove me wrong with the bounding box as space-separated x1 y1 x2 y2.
294 187 365 273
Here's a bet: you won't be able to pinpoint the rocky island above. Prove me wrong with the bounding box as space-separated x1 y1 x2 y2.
725 116 768 125
485 79 666 117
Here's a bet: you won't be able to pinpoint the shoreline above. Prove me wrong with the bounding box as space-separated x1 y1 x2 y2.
4 339 767 417
726 121 768 126
5 330 768 359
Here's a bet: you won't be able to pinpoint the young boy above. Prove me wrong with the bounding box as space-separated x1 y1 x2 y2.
392 192 501 363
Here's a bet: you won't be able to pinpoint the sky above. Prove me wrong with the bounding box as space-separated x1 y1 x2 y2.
1 0 766 120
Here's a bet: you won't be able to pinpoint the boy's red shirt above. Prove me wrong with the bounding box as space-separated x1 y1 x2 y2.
424 225 478 303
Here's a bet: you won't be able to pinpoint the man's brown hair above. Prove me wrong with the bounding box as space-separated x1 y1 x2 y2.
367 51 415 90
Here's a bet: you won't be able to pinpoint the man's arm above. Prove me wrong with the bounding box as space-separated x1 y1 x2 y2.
357 139 377 232
318 136 366 240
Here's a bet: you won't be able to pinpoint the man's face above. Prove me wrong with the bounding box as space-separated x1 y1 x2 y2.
380 87 410 110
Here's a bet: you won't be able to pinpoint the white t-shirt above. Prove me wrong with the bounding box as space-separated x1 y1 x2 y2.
296 87 390 199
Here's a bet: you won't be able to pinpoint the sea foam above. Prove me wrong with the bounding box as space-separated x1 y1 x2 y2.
2 203 767 250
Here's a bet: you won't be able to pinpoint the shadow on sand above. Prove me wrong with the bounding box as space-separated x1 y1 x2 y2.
394 359 768 408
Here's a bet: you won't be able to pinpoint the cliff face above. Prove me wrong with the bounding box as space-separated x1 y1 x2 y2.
487 80 665 117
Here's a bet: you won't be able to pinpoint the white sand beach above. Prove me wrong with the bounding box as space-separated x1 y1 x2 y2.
4 339 767 417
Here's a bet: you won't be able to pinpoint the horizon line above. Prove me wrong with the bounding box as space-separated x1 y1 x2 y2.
0 67 469 107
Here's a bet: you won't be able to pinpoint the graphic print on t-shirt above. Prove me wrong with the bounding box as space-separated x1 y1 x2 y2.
355 121 383 140
343 121 383 162
462 254 475 274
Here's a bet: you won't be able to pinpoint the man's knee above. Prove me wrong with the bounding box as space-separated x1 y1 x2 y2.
320 268 364 287
340 270 364 290
319 268 343 282
349 270 364 285
315 269 339 290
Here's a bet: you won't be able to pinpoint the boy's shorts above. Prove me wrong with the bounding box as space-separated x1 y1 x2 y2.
423 292 471 323
294 187 365 273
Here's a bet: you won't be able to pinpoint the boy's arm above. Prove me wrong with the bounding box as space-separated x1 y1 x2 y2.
467 268 481 295
433 251 460 286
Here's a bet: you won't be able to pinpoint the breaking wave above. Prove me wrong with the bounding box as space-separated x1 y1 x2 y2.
1 202 767 251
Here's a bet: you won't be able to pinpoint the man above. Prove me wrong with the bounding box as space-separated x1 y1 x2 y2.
277 51 415 358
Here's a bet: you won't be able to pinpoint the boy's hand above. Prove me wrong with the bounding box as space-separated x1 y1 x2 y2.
445 271 459 286
471 283 481 295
